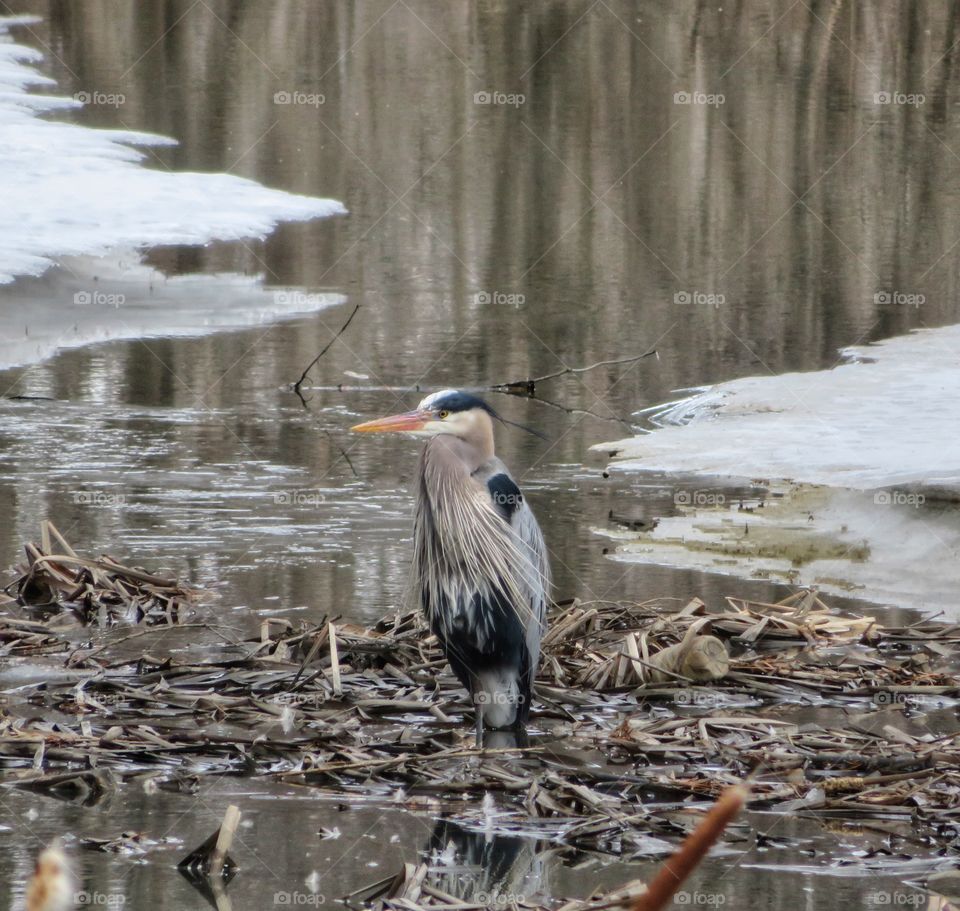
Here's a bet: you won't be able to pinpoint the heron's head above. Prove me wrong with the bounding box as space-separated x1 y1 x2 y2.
350 389 496 442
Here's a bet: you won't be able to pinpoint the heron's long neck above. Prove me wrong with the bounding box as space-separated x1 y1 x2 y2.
415 418 500 577
415 438 473 581
467 412 496 464
422 419 494 478
416 435 487 553
420 434 484 484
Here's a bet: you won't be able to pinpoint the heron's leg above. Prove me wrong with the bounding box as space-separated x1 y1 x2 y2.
470 677 484 747
508 718 528 748
473 693 483 750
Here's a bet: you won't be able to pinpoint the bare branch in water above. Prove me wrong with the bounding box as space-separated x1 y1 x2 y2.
292 304 361 406
488 389 635 429
289 346 652 426
490 348 659 397
324 429 359 478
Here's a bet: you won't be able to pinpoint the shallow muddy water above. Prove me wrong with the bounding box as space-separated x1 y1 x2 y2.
2 2 960 908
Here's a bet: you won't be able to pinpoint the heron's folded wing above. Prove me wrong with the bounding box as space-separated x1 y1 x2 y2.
478 462 550 676
512 494 549 678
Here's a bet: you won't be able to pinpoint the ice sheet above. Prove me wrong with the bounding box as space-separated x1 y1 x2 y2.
595 325 960 493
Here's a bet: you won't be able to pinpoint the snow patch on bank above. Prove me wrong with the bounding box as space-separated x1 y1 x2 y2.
0 15 345 284
595 325 960 493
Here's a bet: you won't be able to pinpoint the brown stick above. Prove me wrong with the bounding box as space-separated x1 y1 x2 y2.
208 805 241 879
630 784 749 911
328 622 342 696
178 804 241 879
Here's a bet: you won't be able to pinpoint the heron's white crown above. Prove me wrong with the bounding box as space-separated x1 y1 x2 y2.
418 389 459 411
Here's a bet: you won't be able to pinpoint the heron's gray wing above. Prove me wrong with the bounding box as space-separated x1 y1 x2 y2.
474 459 550 684
512 491 549 687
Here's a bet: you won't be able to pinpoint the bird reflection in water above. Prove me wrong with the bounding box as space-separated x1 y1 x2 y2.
424 818 550 908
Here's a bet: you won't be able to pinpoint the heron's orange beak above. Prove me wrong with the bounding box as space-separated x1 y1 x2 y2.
350 410 431 433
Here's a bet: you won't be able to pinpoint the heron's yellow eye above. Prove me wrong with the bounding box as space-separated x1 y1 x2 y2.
438 410 450 419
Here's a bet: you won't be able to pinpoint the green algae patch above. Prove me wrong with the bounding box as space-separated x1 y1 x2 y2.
678 521 871 567
595 479 958 609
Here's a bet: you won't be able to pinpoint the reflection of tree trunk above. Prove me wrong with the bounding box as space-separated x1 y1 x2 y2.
930 0 960 124
12 0 960 391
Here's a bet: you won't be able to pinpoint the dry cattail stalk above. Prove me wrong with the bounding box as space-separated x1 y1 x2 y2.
26 842 73 911
630 784 749 911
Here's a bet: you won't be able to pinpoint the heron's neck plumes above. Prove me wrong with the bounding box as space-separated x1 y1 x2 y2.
420 434 484 481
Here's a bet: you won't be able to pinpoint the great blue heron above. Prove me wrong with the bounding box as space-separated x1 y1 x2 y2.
352 389 549 741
